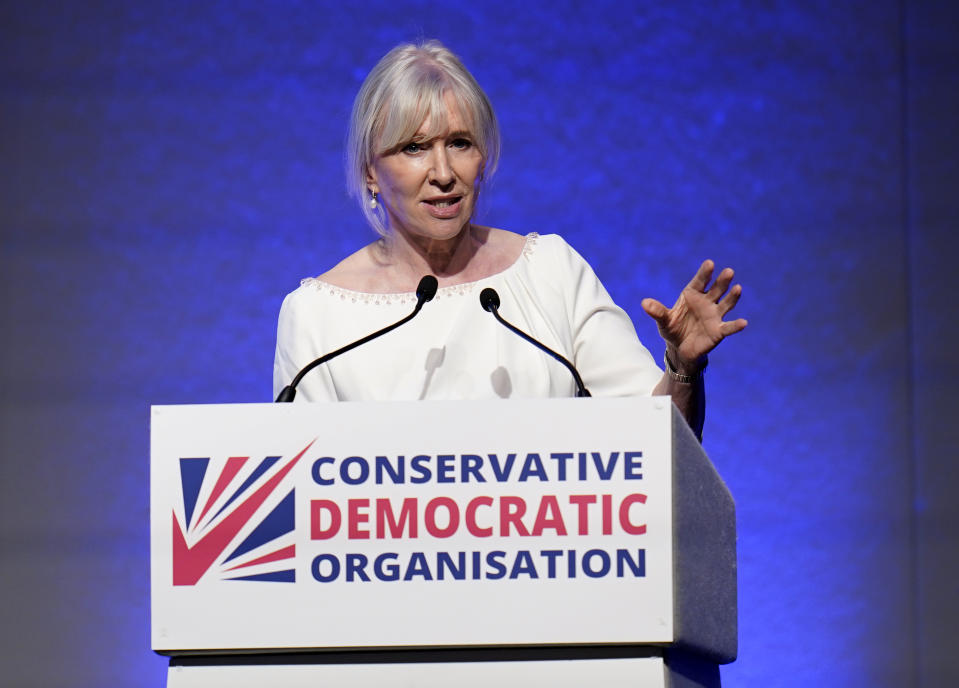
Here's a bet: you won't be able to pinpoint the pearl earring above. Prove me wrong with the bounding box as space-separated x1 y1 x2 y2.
370 191 378 209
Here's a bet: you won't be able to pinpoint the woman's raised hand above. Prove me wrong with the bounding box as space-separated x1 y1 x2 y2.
641 260 747 368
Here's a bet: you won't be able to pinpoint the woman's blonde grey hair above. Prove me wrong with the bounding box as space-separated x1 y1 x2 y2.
346 40 501 236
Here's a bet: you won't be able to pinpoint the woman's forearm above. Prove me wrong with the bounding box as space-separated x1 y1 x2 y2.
652 349 707 441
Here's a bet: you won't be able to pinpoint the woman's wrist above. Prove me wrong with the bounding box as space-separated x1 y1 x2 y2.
664 346 708 382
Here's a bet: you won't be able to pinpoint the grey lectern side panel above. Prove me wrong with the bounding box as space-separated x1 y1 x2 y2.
670 405 738 664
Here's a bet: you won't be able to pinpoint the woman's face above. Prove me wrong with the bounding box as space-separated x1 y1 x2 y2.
367 95 484 243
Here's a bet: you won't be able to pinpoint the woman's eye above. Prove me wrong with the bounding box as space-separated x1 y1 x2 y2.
402 142 422 154
451 138 472 150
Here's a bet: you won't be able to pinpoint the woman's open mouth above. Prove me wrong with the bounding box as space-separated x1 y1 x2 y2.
423 195 464 218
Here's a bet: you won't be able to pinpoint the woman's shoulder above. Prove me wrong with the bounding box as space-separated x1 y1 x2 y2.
470 226 528 272
475 225 527 250
475 226 580 259
315 243 386 292
513 231 587 271
471 229 585 282
281 244 413 311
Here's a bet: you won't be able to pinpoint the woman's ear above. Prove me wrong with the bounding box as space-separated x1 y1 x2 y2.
365 166 378 193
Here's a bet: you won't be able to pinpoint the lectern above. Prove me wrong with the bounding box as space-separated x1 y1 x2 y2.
151 396 736 687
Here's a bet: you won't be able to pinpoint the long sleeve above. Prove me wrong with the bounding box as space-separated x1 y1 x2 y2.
547 236 663 397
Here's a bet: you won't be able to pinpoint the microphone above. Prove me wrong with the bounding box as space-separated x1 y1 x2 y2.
479 287 591 397
275 275 439 402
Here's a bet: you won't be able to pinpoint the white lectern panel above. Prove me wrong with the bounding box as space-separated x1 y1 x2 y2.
151 397 674 652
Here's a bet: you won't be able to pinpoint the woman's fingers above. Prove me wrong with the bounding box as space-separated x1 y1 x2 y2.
720 318 749 337
687 259 714 293
641 297 670 325
706 267 735 302
717 282 742 315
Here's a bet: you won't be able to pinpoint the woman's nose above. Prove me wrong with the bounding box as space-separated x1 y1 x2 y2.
428 148 454 187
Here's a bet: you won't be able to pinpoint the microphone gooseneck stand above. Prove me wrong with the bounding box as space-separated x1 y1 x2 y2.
479 287 591 397
275 275 439 402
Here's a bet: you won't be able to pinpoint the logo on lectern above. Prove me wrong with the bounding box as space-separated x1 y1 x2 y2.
171 441 314 585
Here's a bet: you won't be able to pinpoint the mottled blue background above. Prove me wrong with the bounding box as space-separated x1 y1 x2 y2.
1 1 957 686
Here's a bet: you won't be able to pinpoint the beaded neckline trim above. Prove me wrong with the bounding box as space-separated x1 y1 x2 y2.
300 232 539 305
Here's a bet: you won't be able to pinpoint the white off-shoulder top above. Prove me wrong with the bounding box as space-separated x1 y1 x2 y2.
273 233 662 402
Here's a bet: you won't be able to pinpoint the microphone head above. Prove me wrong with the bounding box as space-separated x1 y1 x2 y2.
416 275 439 303
479 287 500 312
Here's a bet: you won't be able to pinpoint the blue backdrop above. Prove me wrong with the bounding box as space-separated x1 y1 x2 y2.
1 1 957 686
